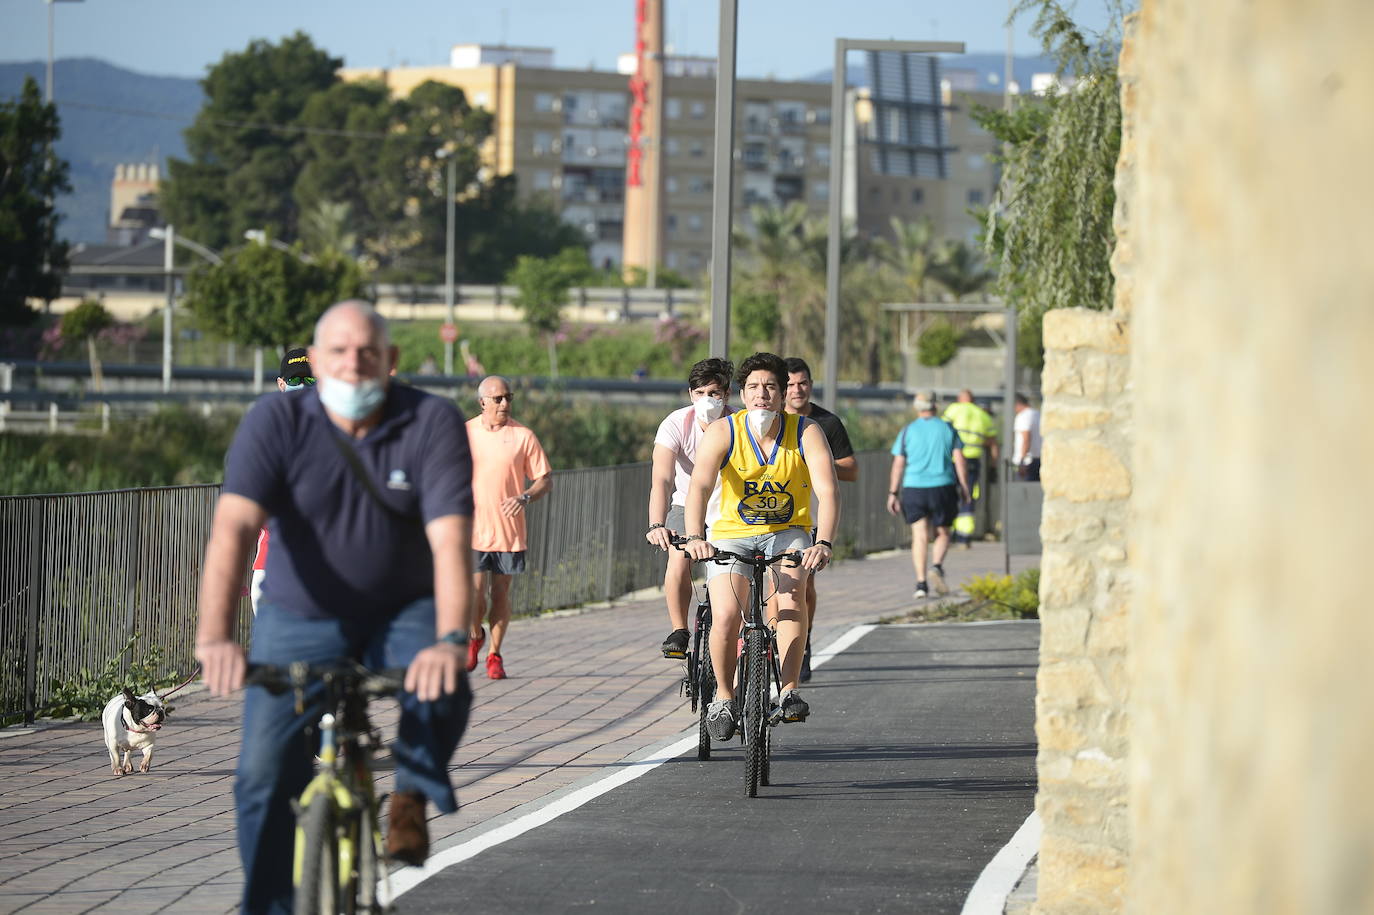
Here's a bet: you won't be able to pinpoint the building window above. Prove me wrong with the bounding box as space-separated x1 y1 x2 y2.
531 170 554 190
666 213 678 233
814 144 830 167
967 189 985 205
666 138 680 155
666 98 682 119
813 180 829 200
687 213 703 232
967 154 985 171
666 176 679 193
688 176 709 194
689 140 705 158
533 131 555 156
690 100 707 119
911 187 924 204
534 92 558 113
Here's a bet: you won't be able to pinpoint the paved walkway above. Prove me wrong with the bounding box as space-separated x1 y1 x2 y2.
0 543 1036 914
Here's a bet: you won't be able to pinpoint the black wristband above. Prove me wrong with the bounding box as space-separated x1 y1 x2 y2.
647 522 665 532
685 533 705 541
888 490 899 496
816 539 833 550
438 630 469 648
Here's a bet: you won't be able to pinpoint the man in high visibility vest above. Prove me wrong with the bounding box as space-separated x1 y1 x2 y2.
942 390 998 548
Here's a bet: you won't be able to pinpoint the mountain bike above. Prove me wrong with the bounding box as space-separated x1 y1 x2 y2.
245 660 406 915
675 536 802 796
679 588 714 760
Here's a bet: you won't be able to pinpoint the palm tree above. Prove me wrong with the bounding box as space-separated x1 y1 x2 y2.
929 240 995 300
875 216 940 301
732 202 808 353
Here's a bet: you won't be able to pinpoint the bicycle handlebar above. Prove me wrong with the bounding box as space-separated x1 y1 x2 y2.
668 534 803 568
245 661 407 699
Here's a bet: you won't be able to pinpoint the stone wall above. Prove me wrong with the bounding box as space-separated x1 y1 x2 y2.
1034 0 1374 911
1032 12 1140 912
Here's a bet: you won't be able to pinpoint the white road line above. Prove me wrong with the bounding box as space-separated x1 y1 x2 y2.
959 810 1042 915
386 623 877 901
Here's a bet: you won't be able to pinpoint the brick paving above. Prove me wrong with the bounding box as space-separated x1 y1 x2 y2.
0 543 1035 914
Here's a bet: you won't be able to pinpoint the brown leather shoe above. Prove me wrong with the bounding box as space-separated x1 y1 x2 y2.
385 791 430 866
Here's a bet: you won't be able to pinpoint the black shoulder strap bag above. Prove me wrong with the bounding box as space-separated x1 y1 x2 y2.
328 431 419 522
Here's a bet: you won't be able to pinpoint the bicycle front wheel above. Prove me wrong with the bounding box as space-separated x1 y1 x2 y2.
355 797 382 914
294 794 340 915
696 639 716 761
743 629 768 797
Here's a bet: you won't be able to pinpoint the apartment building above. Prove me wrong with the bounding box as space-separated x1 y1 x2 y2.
341 43 999 278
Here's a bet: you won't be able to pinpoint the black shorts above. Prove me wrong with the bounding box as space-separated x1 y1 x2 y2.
900 485 959 527
474 550 527 575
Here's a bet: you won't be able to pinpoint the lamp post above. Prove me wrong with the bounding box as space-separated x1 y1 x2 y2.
707 0 739 359
822 38 964 409
148 226 222 394
45 0 84 105
436 148 457 376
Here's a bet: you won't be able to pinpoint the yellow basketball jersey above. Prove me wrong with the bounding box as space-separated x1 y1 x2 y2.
712 411 814 539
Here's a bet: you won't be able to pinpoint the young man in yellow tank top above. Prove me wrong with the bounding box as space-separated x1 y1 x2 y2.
683 352 839 738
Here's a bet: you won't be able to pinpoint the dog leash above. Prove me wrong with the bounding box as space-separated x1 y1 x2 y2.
157 664 202 701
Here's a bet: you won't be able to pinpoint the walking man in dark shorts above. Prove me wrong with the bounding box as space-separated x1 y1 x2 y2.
886 390 970 599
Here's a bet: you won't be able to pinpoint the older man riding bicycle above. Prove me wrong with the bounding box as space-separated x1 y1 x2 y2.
682 352 839 740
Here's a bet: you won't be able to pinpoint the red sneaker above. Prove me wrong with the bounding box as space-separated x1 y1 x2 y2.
486 652 507 680
466 627 485 673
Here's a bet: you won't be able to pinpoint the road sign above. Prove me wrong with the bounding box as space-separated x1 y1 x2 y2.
439 323 459 344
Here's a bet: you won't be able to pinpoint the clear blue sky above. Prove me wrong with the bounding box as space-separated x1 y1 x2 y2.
1 0 1119 81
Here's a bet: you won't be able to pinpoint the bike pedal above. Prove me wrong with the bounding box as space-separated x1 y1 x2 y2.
662 649 687 659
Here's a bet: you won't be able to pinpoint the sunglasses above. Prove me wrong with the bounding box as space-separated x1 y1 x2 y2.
285 376 317 388
485 393 514 403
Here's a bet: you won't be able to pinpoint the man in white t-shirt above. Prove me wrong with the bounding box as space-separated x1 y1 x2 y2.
645 357 734 658
1013 393 1042 481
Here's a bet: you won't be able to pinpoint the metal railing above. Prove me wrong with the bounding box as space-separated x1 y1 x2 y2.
0 451 910 722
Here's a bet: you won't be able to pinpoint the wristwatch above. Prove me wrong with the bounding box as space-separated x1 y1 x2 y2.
518 493 531 505
647 522 666 533
816 539 834 550
438 630 469 648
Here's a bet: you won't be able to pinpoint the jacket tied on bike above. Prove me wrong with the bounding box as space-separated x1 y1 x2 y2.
711 411 815 540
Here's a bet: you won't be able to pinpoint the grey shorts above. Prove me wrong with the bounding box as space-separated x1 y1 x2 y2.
666 504 686 535
704 528 811 582
474 550 526 575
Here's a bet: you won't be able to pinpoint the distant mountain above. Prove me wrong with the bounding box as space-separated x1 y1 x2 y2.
0 59 203 244
803 52 1059 94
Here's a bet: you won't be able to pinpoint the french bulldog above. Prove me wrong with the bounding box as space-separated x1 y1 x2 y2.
102 687 167 775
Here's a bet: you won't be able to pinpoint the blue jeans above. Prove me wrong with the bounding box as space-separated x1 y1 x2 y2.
236 598 472 914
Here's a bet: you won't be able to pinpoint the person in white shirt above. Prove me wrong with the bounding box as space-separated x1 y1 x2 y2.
1013 393 1042 481
645 357 734 658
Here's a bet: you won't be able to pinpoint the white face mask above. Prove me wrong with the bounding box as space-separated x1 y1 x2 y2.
694 395 725 424
318 375 387 421
747 408 777 438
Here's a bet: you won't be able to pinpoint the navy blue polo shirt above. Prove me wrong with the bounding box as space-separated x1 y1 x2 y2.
223 384 474 621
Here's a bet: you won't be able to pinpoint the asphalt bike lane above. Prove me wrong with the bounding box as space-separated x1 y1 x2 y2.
397 621 1039 914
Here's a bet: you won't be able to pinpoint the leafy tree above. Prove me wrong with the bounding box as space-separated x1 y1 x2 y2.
161 33 341 251
732 290 781 351
60 298 114 390
508 247 595 377
0 77 71 325
182 242 367 348
976 0 1124 368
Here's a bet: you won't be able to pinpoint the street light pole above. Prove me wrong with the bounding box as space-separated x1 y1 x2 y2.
440 150 457 376
44 0 83 105
161 224 174 393
707 0 739 360
822 38 964 410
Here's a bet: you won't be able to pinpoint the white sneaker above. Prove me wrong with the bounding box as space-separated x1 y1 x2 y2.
914 582 929 599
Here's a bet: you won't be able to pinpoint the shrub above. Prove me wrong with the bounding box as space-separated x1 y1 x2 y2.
40 635 186 722
916 318 960 367
964 567 1040 618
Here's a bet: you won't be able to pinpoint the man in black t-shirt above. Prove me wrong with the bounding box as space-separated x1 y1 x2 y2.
782 358 858 681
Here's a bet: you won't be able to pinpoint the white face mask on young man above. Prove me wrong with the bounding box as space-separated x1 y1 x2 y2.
747 408 777 438
694 395 726 424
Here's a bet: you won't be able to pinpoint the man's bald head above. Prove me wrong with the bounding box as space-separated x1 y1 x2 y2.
478 375 512 399
957 389 974 403
314 300 389 350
